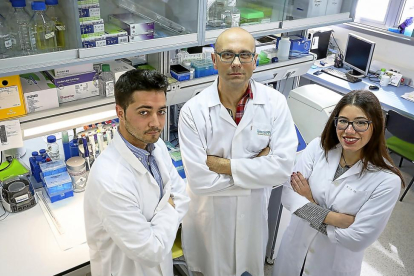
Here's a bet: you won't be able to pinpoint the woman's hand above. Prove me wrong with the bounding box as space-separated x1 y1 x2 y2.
291 172 317 204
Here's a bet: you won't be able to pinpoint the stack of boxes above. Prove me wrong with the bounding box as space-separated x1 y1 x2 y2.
44 63 99 104
39 160 74 203
79 0 128 48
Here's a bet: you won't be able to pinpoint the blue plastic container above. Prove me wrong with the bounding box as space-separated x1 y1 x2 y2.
170 70 190 81
42 171 73 195
40 160 67 177
46 189 74 203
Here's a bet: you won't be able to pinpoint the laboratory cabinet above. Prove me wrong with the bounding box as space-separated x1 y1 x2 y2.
0 0 357 77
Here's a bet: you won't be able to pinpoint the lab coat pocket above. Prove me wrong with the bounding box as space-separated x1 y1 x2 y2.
331 185 369 215
333 245 364 272
247 123 271 153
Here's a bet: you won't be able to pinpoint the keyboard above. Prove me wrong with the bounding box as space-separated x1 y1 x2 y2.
321 68 362 83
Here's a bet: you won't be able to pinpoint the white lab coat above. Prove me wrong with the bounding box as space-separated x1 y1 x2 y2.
273 137 401 276
84 131 190 276
178 79 297 276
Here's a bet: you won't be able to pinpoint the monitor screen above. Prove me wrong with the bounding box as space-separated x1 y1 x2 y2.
343 34 375 76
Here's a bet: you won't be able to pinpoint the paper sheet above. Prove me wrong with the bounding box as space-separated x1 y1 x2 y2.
37 190 87 251
0 119 24 151
401 91 414 103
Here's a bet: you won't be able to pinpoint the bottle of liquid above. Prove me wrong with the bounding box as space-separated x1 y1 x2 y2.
4 0 14 21
222 0 240 28
99 64 115 97
208 0 225 27
278 36 291 62
39 148 47 162
62 130 71 161
47 135 60 160
45 0 66 51
0 14 13 59
10 0 34 56
30 1 57 53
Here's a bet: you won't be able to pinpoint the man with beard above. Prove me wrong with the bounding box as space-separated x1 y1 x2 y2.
84 69 190 276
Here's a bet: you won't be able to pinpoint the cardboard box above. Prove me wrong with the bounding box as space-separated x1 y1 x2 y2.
80 19 105 38
97 60 135 82
108 13 154 36
129 33 154 42
45 71 99 103
20 72 59 113
53 64 94 78
0 75 26 120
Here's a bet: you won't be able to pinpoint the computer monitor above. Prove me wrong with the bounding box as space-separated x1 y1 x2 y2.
343 33 376 77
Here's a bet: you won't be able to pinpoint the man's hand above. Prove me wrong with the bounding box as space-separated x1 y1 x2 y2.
256 147 270 157
168 196 175 208
291 172 317 204
206 156 232 175
324 212 355 229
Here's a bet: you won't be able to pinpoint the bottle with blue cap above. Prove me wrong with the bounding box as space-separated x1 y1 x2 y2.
47 135 60 161
9 0 34 56
45 0 65 51
30 1 57 53
0 14 13 59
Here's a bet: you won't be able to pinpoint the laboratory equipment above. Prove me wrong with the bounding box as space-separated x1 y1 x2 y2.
380 75 390 87
0 14 13 59
66 157 87 193
99 64 115 97
47 135 60 161
287 84 342 143
30 1 57 53
170 64 191 81
308 28 332 60
321 68 362 83
39 160 66 177
222 0 240 28
1 176 36 213
45 0 66 51
343 33 375 76
9 0 34 56
277 36 291 61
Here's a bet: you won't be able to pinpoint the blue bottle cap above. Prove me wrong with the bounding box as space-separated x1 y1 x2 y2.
32 1 46 11
47 135 56 143
32 151 39 156
12 0 26 8
45 0 59 5
39 149 46 154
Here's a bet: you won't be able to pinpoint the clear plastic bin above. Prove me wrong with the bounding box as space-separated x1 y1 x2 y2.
39 160 67 177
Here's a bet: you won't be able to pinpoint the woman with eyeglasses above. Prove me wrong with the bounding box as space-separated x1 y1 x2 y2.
273 90 404 276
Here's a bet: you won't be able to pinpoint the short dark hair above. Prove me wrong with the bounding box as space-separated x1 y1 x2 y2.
115 69 168 111
320 90 404 186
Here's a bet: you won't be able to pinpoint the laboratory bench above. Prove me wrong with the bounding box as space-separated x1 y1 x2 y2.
302 66 414 119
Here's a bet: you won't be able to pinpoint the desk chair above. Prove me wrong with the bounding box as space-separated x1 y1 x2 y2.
385 110 414 201
173 228 194 276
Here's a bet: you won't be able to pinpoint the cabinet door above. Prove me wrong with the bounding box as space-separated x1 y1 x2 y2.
282 0 356 30
204 0 286 43
0 0 80 77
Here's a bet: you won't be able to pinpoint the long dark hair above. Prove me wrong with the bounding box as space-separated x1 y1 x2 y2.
320 90 405 187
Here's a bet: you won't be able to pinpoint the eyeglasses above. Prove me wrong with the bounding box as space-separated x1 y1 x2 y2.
334 117 372 132
215 51 256 64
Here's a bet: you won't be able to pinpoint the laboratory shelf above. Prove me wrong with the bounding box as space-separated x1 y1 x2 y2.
167 54 315 106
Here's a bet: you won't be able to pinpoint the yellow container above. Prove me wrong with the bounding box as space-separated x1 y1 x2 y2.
0 75 26 121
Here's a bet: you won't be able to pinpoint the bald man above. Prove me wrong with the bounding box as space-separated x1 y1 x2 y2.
178 28 297 276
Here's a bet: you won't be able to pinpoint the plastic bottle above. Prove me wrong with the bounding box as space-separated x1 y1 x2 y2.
29 151 39 172
45 0 66 51
39 148 47 162
10 0 34 56
47 135 60 160
99 64 115 97
278 36 291 62
0 14 13 59
62 130 71 161
30 1 57 53
4 1 14 21
208 0 225 27
223 0 240 27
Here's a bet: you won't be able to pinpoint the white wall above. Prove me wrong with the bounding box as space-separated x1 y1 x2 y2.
327 25 414 82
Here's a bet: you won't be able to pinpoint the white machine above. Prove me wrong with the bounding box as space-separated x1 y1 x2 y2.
287 84 342 144
291 0 343 19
